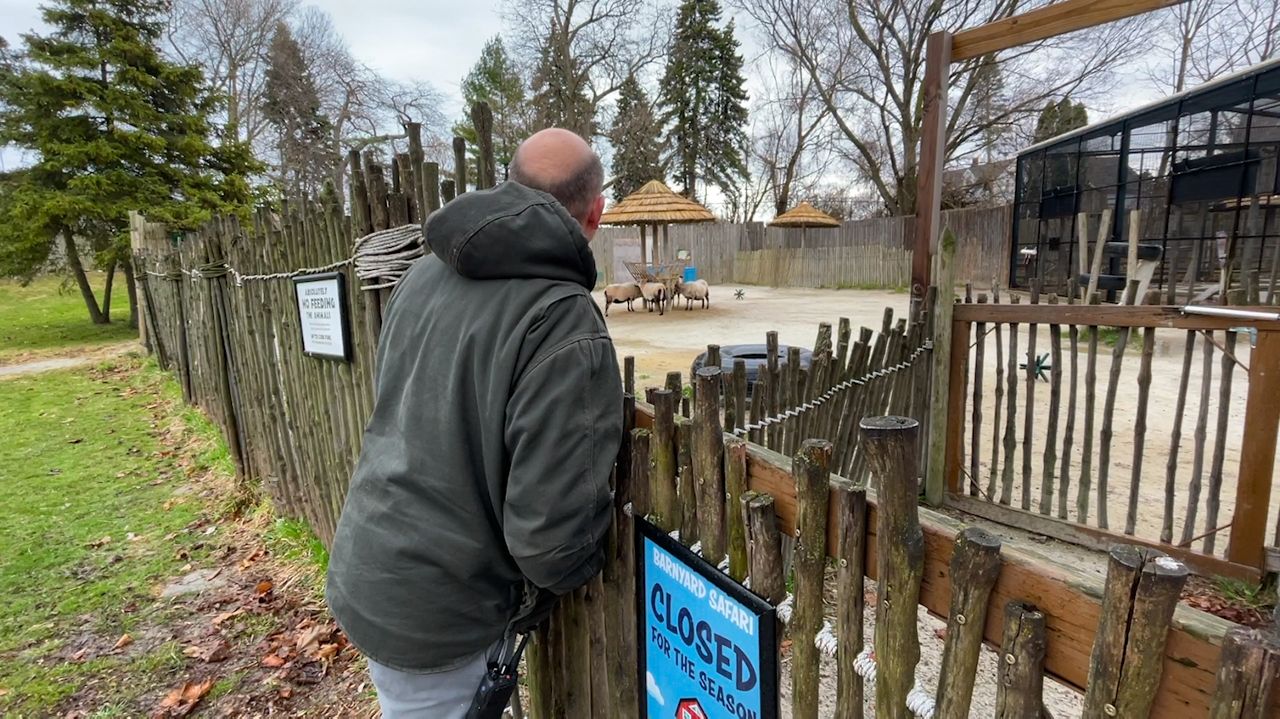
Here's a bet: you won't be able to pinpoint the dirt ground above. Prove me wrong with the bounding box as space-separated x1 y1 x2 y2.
594 285 910 382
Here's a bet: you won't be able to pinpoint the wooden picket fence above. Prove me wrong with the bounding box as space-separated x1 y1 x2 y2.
528 353 1280 717
938 280 1280 582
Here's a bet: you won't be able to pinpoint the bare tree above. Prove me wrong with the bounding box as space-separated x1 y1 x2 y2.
750 54 836 217
1148 0 1279 96
290 7 446 156
503 0 669 136
734 0 1147 215
166 0 297 146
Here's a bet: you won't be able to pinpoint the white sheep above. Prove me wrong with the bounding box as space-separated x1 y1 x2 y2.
602 282 642 316
674 278 710 310
640 282 668 316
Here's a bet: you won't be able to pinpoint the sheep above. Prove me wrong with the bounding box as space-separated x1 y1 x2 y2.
602 282 642 316
674 278 710 310
640 282 668 316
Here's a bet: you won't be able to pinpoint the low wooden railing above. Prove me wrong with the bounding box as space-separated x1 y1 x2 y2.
943 296 1280 578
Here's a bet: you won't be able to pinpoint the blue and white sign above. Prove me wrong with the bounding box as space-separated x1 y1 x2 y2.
637 518 778 719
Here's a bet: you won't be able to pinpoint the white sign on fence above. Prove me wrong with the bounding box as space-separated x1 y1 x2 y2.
293 272 350 361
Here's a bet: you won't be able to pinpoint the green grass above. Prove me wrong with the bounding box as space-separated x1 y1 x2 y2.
0 359 217 716
1214 577 1278 612
0 276 136 363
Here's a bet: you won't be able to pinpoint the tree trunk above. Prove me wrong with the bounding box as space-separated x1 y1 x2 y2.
122 258 139 330
100 259 117 322
63 231 106 324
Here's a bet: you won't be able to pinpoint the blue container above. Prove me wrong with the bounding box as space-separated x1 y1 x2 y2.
682 266 697 283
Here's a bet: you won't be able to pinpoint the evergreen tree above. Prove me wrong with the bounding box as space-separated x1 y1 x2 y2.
261 23 333 198
608 74 664 202
0 0 258 326
658 0 749 201
1034 97 1089 143
529 41 595 139
453 36 532 183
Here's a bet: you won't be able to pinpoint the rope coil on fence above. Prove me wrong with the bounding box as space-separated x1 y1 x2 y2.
141 224 425 291
731 340 933 437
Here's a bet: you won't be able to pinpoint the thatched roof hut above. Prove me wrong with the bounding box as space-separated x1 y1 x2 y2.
769 201 841 228
600 180 715 264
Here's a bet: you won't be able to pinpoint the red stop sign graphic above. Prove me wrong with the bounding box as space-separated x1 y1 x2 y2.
676 698 707 719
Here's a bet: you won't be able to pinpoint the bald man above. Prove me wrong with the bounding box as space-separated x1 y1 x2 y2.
327 129 622 718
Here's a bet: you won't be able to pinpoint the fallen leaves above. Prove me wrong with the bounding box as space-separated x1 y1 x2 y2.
183 637 231 663
152 677 214 718
111 633 134 651
211 608 245 627
87 535 112 549
0 687 8 697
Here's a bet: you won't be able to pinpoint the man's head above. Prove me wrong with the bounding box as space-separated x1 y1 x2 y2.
509 128 606 240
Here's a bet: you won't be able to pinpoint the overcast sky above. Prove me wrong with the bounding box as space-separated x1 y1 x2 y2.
0 0 1167 176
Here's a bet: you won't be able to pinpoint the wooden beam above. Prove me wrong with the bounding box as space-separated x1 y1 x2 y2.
950 0 1184 61
943 319 969 497
953 303 1280 332
926 232 959 505
911 31 952 310
946 493 1260 582
1227 329 1280 568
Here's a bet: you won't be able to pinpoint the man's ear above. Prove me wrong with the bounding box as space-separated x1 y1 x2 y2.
583 194 606 240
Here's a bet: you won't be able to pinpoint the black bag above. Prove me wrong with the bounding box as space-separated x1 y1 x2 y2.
464 633 530 719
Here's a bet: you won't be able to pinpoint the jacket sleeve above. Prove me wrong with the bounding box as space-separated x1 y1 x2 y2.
503 301 623 595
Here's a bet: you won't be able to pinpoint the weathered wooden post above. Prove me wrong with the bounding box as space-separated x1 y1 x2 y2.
470 101 496 189
791 439 833 719
741 491 785 604
452 136 467 194
677 418 697 547
630 428 652 519
406 122 426 220
693 367 726 565
1209 627 1280 719
862 415 923 719
649 388 679 530
724 435 749 582
441 178 456 203
994 601 1047 719
834 479 868 719
423 162 441 214
934 527 1002 719
1083 546 1189 718
606 396 640 719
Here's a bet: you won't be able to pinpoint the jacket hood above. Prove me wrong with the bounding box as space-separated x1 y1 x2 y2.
424 181 597 291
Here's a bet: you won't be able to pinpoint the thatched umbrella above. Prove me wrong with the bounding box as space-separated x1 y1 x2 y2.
769 201 841 247
600 180 715 266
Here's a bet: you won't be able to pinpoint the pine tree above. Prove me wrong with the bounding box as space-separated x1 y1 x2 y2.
608 74 664 202
1034 98 1088 143
529 41 595 139
261 23 333 198
658 0 749 201
0 0 258 326
453 36 532 183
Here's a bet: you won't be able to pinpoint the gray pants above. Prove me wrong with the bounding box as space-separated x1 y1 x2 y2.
367 647 492 719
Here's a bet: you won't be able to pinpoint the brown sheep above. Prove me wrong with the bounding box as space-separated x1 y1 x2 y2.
602 282 642 316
